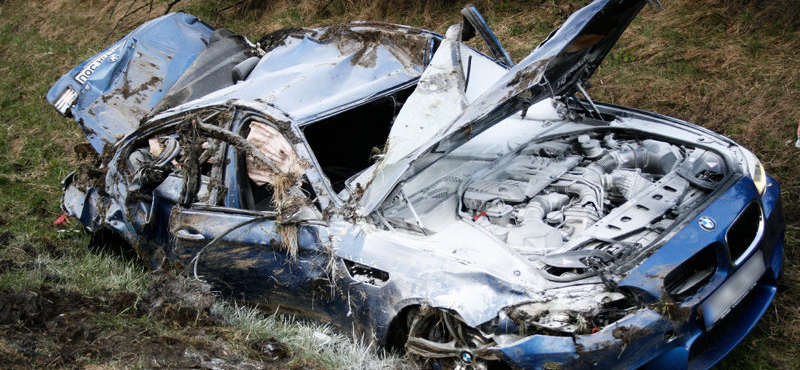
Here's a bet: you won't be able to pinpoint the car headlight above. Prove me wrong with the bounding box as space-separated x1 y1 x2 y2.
742 148 767 196
752 160 767 196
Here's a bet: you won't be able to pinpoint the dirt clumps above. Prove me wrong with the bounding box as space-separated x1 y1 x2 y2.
257 27 318 54
250 338 291 361
70 142 113 194
0 258 19 273
0 287 62 327
0 276 298 369
141 274 216 326
0 231 14 247
611 325 652 346
119 75 164 100
0 286 112 368
318 23 428 68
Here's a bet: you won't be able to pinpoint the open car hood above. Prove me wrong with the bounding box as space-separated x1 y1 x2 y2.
359 0 649 214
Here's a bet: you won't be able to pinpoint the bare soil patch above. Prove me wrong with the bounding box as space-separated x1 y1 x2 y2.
0 276 302 370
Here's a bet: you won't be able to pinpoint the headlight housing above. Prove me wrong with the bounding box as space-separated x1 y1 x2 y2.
504 286 638 335
742 148 767 196
752 160 767 196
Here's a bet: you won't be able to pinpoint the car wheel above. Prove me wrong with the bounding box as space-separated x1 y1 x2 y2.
405 306 499 370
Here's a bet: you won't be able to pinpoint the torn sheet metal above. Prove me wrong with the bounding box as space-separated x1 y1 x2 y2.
358 0 649 215
378 24 469 168
46 13 214 152
153 23 431 125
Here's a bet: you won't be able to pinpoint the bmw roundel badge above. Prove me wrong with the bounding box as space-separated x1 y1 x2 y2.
698 216 716 231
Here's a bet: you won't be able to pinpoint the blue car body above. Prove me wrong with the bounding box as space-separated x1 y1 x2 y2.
47 1 784 369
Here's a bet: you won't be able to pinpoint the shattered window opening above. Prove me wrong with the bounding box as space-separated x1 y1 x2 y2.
302 86 415 193
240 119 306 212
118 109 235 211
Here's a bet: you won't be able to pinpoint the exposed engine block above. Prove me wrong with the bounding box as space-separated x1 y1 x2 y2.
462 133 720 257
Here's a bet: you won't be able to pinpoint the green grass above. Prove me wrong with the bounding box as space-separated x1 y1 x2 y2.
212 301 407 369
0 9 87 238
0 233 151 293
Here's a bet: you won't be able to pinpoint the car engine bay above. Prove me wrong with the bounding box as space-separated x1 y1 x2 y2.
377 129 730 277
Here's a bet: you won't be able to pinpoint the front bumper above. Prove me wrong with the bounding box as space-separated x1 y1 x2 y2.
493 175 784 370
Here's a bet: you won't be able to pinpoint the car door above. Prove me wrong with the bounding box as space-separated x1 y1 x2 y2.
169 117 334 314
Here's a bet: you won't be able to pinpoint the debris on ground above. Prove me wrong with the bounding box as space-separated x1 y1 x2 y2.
0 275 300 369
141 274 216 326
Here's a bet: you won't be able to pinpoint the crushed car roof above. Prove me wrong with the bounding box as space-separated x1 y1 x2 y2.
152 23 432 124
47 16 432 152
48 0 646 174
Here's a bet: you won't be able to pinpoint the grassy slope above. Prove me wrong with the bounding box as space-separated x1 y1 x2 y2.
0 0 797 369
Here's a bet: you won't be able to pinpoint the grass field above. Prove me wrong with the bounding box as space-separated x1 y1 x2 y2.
0 0 798 369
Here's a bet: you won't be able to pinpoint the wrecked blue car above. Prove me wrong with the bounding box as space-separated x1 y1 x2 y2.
47 0 784 369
